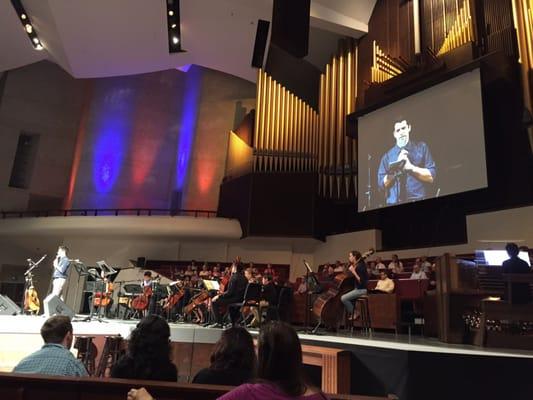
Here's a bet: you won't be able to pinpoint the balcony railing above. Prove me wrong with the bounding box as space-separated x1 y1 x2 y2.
0 208 217 219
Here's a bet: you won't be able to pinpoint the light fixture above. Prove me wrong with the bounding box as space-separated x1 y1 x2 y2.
166 0 184 53
11 0 44 51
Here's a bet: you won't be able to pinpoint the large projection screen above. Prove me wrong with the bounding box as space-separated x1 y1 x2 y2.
357 69 488 212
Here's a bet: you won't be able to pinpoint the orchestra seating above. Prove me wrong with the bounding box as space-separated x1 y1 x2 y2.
0 373 387 400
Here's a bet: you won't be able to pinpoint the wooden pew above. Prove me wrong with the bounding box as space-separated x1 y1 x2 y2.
0 372 387 400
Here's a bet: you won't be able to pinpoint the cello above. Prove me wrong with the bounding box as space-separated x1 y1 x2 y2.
312 249 374 330
93 280 114 308
131 283 153 311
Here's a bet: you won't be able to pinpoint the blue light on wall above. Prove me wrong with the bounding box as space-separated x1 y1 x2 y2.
92 86 134 194
175 66 201 192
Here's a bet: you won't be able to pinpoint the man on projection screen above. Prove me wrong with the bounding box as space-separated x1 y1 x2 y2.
377 118 436 205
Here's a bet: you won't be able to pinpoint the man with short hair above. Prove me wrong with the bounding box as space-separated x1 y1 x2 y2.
13 315 88 376
410 263 428 280
52 245 71 300
378 118 436 205
502 242 531 304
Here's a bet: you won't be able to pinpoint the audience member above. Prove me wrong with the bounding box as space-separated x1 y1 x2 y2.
410 263 428 280
218 321 328 399
296 275 308 294
111 315 177 382
375 256 386 271
128 322 326 400
13 315 88 377
244 267 256 283
192 327 256 385
373 269 395 293
199 263 210 278
212 264 222 278
420 256 432 273
388 254 404 274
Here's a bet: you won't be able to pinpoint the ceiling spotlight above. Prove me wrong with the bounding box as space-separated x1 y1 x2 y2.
21 13 26 20
32 37 39 44
172 36 179 45
168 10 174 16
25 24 32 33
171 23 177 28
35 44 43 51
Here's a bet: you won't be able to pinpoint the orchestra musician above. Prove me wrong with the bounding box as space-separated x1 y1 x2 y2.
249 274 277 328
340 250 369 318
51 246 71 300
208 260 247 328
89 270 114 318
141 271 156 316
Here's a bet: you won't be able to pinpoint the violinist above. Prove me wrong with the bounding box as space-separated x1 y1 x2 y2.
209 261 247 328
340 250 369 318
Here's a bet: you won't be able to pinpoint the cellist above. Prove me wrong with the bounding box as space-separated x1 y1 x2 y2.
340 250 369 319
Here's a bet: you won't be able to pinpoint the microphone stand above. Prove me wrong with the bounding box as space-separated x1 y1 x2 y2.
22 255 46 315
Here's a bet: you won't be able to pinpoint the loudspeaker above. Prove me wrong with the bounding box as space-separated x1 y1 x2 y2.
43 294 75 319
0 294 21 315
251 19 270 68
271 0 310 58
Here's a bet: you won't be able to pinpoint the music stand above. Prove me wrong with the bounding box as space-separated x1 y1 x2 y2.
301 260 322 335
71 260 90 316
78 265 107 323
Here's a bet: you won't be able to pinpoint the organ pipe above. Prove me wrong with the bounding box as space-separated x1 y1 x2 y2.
253 69 319 173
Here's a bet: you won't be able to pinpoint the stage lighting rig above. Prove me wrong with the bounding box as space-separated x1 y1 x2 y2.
10 0 44 51
166 0 184 53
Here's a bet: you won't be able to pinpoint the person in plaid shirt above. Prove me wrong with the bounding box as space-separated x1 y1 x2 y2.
13 315 88 377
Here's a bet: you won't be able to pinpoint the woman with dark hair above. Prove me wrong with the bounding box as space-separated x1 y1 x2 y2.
127 321 327 400
218 321 328 399
192 326 255 385
111 315 177 382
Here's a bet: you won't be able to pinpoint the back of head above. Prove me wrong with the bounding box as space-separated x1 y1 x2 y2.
210 327 256 373
41 315 72 344
506 242 520 258
257 321 306 396
128 315 171 362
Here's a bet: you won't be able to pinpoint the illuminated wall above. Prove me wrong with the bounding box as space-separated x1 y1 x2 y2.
64 65 255 211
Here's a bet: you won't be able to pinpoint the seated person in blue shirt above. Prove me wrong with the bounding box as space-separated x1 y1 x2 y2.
13 315 88 376
378 118 436 205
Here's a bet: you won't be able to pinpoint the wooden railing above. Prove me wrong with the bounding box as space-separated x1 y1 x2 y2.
0 208 217 219
0 373 387 400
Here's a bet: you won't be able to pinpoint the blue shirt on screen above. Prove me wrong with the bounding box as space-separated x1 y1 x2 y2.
13 343 88 377
377 141 436 205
